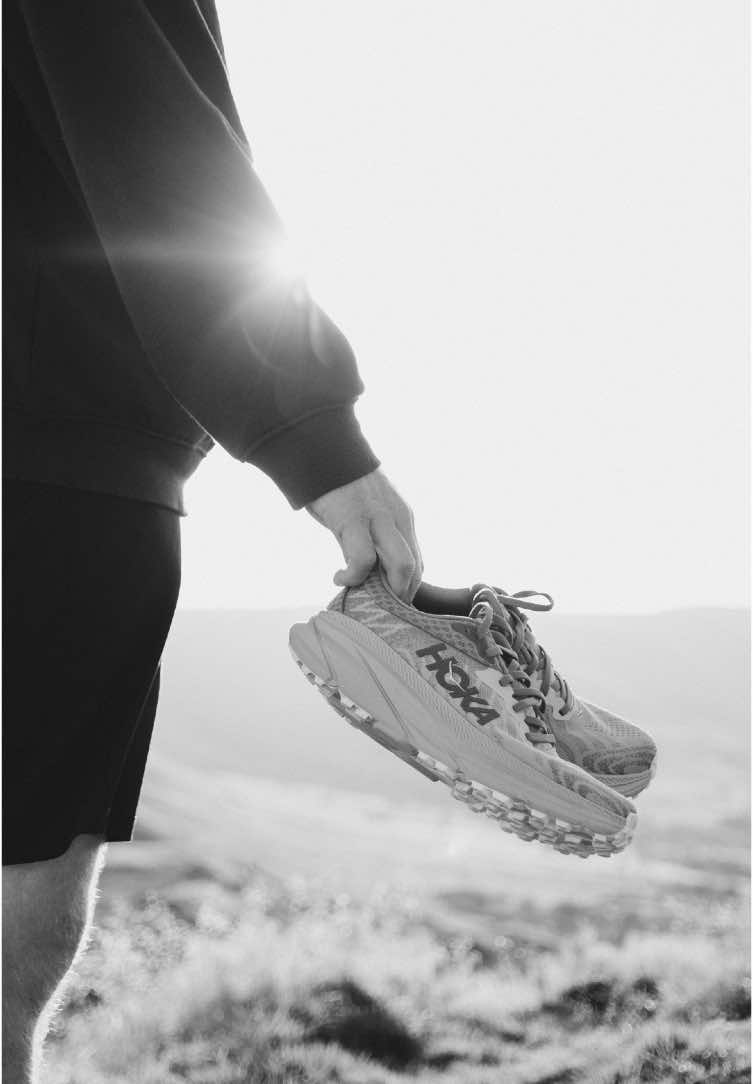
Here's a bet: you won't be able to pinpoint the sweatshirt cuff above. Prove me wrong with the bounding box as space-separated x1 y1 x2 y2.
245 404 381 509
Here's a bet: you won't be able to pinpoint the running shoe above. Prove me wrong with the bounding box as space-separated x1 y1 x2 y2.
468 586 658 797
289 568 637 858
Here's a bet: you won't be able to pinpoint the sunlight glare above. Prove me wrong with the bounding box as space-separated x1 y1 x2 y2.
259 235 309 290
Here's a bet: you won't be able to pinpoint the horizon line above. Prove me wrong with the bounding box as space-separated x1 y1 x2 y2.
174 602 751 618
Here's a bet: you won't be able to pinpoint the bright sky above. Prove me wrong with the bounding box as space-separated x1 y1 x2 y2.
179 0 749 614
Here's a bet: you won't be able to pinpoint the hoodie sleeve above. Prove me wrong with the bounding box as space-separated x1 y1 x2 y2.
11 0 380 508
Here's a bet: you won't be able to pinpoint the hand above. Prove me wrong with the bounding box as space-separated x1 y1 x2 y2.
306 468 423 602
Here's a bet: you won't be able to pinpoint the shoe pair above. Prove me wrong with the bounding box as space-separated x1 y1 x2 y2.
290 568 657 859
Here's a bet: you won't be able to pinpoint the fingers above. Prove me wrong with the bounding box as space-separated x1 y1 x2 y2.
308 472 424 603
370 512 421 603
405 549 424 603
333 521 377 588
332 514 423 604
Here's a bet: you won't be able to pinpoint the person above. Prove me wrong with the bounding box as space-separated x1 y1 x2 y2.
2 2 423 1079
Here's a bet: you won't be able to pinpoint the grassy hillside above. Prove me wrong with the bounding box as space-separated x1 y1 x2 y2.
45 864 749 1084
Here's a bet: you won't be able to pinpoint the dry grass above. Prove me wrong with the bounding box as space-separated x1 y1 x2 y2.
41 872 748 1084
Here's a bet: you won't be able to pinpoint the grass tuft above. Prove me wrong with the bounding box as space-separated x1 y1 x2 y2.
543 975 660 1027
293 978 424 1069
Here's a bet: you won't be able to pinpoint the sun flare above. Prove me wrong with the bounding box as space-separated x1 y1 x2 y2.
261 235 309 287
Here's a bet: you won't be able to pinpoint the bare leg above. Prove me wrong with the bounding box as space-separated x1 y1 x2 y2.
2 834 107 1083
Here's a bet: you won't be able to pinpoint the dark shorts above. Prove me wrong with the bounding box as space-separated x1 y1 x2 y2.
2 479 181 865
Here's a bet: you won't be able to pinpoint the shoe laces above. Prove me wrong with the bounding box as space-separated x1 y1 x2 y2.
471 585 574 714
468 594 555 749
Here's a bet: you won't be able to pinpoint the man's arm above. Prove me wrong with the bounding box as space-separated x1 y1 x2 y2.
10 0 423 596
11 0 378 508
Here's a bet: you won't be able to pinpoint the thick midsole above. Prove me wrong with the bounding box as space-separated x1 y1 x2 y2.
290 611 630 835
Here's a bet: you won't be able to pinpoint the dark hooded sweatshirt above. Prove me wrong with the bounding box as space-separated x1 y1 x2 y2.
2 0 380 514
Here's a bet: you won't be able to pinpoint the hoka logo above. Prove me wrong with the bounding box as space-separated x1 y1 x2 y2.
416 643 500 726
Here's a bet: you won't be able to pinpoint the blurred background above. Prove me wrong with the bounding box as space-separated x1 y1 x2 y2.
46 2 749 1082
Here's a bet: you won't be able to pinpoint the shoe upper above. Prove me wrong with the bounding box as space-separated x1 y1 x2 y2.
548 699 657 781
333 571 656 789
466 585 657 784
330 570 557 754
